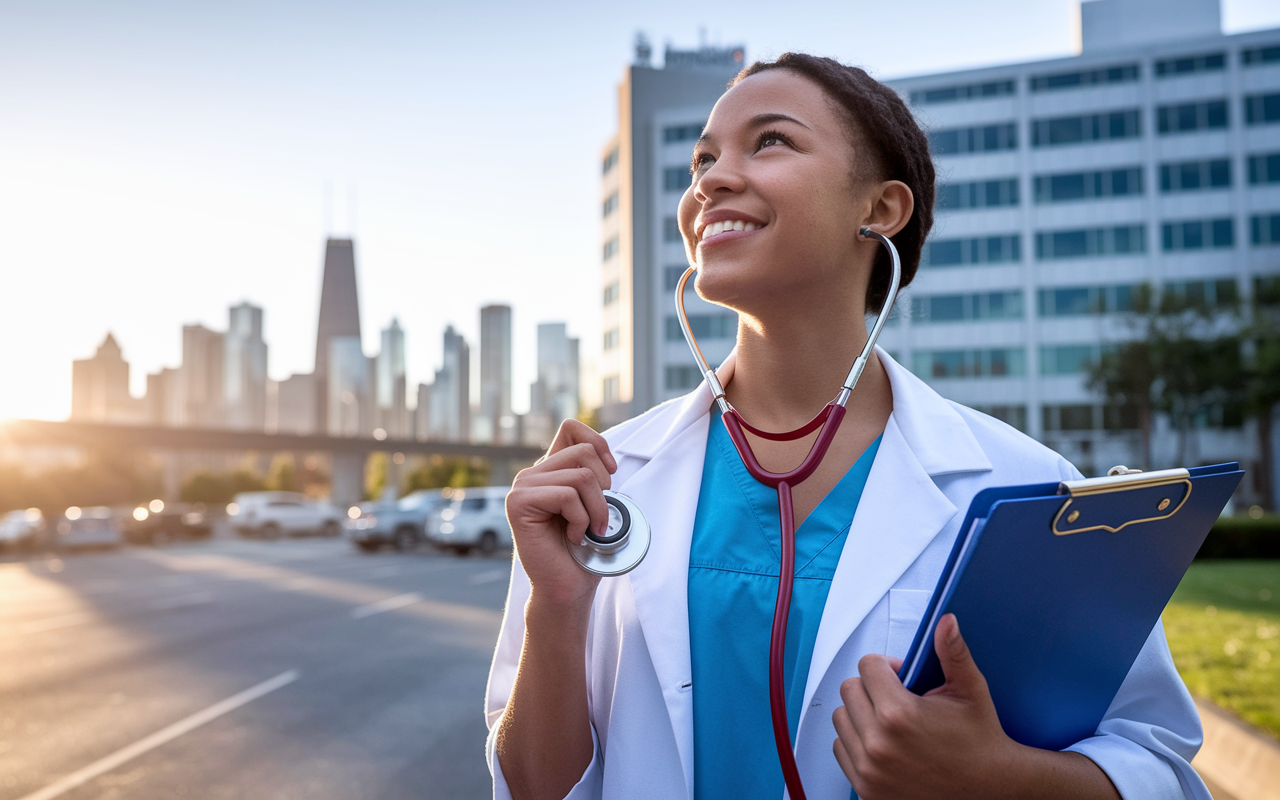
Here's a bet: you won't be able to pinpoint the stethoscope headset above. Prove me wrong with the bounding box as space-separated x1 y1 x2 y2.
568 228 903 800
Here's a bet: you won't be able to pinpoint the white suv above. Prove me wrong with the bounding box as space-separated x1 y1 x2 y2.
230 492 343 538
425 486 512 556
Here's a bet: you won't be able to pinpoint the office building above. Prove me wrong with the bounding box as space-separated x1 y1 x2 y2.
181 324 224 427
598 41 746 428
478 304 513 443
876 0 1280 486
327 335 371 437
314 238 362 430
428 325 471 441
376 318 409 438
274 373 317 436
146 366 183 426
414 382 432 441
71 333 144 423
224 302 268 431
528 322 580 445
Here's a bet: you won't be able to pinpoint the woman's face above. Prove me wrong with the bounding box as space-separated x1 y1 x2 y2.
677 69 878 316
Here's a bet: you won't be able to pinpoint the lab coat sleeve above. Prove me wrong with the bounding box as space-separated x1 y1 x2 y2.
485 546 604 800
1063 620 1211 800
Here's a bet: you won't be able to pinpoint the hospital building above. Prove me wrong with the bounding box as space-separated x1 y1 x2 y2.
599 0 1280 501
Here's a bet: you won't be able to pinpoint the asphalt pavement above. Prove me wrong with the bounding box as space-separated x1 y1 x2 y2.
0 534 512 800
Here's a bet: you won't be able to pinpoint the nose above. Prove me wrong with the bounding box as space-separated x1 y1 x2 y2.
693 152 747 202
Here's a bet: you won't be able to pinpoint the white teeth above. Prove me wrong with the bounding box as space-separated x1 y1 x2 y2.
732 221 744 231
701 220 761 240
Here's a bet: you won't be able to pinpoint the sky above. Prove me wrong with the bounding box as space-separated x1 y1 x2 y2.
2 0 1278 421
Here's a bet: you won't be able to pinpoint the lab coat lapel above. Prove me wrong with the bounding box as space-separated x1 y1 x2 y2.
801 350 992 714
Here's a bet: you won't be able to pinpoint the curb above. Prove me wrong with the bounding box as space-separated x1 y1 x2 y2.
1192 699 1280 800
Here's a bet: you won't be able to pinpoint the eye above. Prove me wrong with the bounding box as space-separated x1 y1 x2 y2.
755 129 791 152
690 151 715 176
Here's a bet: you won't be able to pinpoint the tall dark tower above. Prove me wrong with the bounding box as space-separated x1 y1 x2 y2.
314 238 362 383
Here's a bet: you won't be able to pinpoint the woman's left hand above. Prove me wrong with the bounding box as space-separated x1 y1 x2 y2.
831 613 1021 800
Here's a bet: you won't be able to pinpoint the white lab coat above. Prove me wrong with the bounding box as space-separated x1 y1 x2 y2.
486 349 1210 800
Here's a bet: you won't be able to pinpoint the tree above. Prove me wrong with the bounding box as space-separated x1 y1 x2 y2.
1243 279 1280 509
265 454 298 492
400 455 490 494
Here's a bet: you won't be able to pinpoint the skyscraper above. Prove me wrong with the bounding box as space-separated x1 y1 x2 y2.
529 322 580 445
327 336 370 437
428 325 471 441
181 324 225 427
376 318 409 438
314 238 362 428
224 301 268 431
71 333 144 423
598 42 745 428
478 304 513 443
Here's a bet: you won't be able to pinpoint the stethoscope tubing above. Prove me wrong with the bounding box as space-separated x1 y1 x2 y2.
675 228 903 800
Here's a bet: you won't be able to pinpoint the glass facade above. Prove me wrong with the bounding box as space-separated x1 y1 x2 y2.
1035 226 1146 259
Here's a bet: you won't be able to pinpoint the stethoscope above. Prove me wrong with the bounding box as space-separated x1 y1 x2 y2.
568 227 903 800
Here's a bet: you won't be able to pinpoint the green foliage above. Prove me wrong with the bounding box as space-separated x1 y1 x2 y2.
1199 514 1280 559
180 469 266 505
0 451 161 515
1164 561 1280 739
365 452 388 501
265 454 298 492
401 455 490 493
577 407 601 433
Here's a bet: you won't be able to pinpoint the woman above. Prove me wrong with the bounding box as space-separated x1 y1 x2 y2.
486 54 1207 800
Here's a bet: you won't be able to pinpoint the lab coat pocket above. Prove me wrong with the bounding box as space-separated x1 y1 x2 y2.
887 589 932 660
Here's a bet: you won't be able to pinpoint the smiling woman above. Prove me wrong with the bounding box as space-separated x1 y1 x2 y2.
488 53 1212 800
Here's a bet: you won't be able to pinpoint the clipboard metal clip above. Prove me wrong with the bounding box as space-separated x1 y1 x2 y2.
1053 467 1193 536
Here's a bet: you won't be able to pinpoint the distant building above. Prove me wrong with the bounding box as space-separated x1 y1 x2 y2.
478 304 513 443
314 238 362 430
414 382 432 441
274 373 317 436
181 324 224 427
598 42 745 428
528 322 580 445
224 302 268 431
376 318 409 439
428 325 471 441
327 336 370 437
146 366 183 426
71 333 144 423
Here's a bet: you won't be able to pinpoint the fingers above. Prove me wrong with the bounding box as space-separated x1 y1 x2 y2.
507 484 594 545
515 467 610 541
931 614 986 696
856 654 910 709
548 420 617 474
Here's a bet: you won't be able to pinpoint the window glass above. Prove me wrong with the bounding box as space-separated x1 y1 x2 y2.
1242 45 1280 66
1247 152 1280 185
1244 93 1280 126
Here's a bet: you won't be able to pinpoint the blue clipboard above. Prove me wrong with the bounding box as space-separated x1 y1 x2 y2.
897 462 1243 751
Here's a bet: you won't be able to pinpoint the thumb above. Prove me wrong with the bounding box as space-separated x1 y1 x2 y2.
933 614 984 694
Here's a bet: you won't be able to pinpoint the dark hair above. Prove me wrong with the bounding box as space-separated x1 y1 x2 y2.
732 53 934 309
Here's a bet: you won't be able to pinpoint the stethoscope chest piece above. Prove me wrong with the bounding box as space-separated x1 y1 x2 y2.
569 491 650 577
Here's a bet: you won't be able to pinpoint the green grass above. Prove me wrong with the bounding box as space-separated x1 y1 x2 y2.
1162 560 1280 739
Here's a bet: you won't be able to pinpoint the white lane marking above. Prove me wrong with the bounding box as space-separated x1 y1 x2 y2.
349 592 422 619
147 591 216 610
16 613 96 635
468 569 509 585
15 669 299 800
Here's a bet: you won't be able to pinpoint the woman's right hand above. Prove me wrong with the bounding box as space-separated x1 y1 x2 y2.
506 419 617 610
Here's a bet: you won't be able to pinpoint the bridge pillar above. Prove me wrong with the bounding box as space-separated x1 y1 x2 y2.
331 452 366 509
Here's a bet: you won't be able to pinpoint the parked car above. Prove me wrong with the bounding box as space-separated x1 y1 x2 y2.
0 508 44 551
346 489 448 553
55 506 124 550
228 492 342 538
121 500 213 545
424 486 512 556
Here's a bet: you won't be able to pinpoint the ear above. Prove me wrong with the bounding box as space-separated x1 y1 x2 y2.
861 180 914 239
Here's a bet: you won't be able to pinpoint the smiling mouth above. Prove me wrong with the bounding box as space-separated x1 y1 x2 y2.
700 220 764 243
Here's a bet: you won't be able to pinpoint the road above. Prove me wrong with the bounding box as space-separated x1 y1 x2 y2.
0 535 512 800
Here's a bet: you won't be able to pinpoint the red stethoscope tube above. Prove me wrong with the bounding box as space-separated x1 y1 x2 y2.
675 228 902 800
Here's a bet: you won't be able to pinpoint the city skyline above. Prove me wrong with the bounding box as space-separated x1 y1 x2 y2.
3 0 1280 422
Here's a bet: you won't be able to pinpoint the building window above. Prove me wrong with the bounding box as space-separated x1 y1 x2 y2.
602 191 619 218
1155 52 1226 77
1043 404 1099 433
665 365 703 391
1029 63 1139 92
1245 93 1280 126
909 79 1015 105
1038 284 1136 317
602 236 620 261
936 178 1019 210
911 348 1026 379
1163 279 1238 308
1031 109 1141 147
664 265 693 291
1256 275 1280 305
1160 158 1232 192
1040 344 1105 376
1161 218 1234 251
928 123 1017 156
1242 44 1280 66
924 234 1021 267
1157 99 1229 134
665 314 736 341
603 281 620 306
603 328 620 351
663 216 682 243
968 404 1028 432
1252 213 1280 246
663 123 705 144
664 166 691 193
603 376 620 402
910 291 1024 323
1249 152 1280 185
1033 167 1143 203
1035 225 1146 260
602 148 619 176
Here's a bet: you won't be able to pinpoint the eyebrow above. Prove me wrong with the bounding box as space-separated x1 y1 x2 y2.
696 112 811 145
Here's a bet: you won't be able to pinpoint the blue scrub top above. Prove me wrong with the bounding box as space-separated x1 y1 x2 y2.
688 412 881 799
